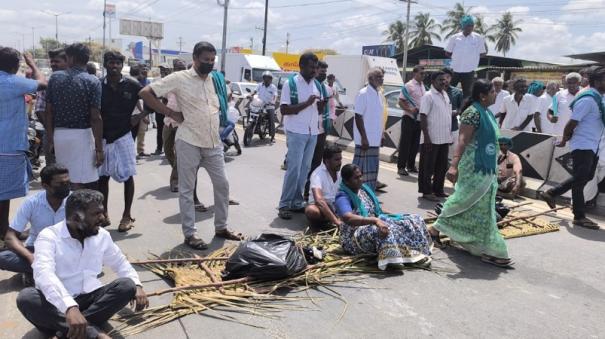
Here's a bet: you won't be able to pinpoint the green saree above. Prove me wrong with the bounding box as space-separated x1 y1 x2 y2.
434 105 509 259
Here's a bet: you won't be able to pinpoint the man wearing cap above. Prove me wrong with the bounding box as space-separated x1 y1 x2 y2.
252 71 278 142
445 15 487 98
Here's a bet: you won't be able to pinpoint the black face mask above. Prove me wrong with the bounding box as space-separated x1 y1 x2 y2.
197 62 214 75
316 74 327 82
52 185 70 200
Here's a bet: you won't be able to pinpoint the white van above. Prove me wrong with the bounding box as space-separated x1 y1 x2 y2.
222 53 281 83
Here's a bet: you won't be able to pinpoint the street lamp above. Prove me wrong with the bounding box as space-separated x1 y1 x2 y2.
41 10 71 42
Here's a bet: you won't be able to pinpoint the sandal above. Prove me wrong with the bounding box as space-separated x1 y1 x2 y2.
278 208 292 220
215 229 244 241
480 254 514 268
539 191 556 209
573 218 600 230
117 217 135 233
428 229 446 249
184 235 209 250
228 199 240 206
195 202 208 212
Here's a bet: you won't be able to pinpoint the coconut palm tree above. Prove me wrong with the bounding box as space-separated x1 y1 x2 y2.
409 13 442 48
383 20 406 53
440 2 471 39
491 12 522 56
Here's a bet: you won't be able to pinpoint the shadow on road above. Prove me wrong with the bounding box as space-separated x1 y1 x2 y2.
138 186 177 201
268 214 309 232
162 209 213 225
0 273 23 295
439 247 508 281
561 220 605 242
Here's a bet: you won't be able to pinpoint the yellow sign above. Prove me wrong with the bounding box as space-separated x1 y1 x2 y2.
272 52 326 72
510 71 565 84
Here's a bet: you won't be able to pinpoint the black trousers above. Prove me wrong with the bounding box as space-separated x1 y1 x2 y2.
155 113 165 152
304 132 327 198
17 278 136 338
418 143 449 195
549 149 598 219
452 71 474 99
397 115 421 170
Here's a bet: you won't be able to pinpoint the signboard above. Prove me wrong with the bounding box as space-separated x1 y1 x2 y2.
273 52 326 72
419 59 451 67
105 3 116 18
510 71 564 84
119 19 163 39
362 44 396 58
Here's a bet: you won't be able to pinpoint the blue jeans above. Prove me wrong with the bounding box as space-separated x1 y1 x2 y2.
279 131 317 209
219 121 235 141
0 246 34 274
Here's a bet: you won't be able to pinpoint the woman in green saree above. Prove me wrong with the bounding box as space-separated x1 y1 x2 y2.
430 79 513 268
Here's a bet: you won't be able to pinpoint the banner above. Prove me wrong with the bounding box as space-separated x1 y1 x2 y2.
362 44 396 58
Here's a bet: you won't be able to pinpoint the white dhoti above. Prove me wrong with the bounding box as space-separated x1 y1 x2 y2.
54 128 99 184
98 133 137 182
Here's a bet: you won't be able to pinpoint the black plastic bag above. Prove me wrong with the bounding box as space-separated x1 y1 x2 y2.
222 233 308 281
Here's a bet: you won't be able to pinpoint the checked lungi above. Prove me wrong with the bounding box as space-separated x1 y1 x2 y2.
98 133 137 182
0 153 32 200
352 145 380 190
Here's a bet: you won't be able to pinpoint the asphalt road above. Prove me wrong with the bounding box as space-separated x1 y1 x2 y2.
1 128 604 339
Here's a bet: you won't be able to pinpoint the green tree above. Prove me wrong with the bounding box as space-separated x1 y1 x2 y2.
409 12 441 48
383 20 406 53
491 12 522 56
440 3 471 39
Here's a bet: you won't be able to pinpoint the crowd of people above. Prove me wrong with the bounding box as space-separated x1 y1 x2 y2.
0 14 604 339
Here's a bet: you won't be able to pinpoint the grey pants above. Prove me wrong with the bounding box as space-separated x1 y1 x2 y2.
17 278 136 338
176 139 229 237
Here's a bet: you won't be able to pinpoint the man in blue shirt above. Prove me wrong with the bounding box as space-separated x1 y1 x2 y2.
541 66 605 229
0 165 69 281
0 47 47 239
45 43 103 189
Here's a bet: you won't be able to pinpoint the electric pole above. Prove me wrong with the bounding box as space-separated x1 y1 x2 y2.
262 0 268 55
42 10 70 42
285 32 290 54
31 27 35 54
399 0 416 82
249 37 254 50
178 37 184 54
217 0 229 72
103 0 106 54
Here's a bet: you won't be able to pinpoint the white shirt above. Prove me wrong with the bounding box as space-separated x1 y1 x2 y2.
419 86 453 145
353 85 384 147
538 93 554 135
500 94 537 131
256 83 278 105
549 89 577 136
488 89 509 116
309 163 341 205
33 221 141 313
445 32 486 73
9 191 66 247
281 74 321 135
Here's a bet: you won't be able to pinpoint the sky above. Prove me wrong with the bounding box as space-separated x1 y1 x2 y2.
2 0 605 64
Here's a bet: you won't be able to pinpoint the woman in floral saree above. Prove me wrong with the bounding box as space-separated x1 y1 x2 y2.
334 164 432 270
431 79 513 268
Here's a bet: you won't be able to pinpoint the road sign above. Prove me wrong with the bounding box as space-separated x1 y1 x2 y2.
362 44 396 58
119 19 163 39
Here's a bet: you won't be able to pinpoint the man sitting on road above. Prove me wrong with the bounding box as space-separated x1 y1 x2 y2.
16 189 148 339
0 165 69 283
497 137 525 197
305 144 343 229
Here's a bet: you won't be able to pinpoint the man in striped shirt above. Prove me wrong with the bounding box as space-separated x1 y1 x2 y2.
418 71 453 202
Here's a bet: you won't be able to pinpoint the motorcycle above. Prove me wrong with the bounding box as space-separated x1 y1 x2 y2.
222 106 242 155
243 89 274 147
28 119 44 169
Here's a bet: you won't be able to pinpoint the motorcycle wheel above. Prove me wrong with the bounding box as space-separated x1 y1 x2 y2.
243 123 255 147
258 116 268 140
233 130 242 155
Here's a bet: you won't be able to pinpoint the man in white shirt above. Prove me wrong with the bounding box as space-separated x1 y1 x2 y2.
445 15 487 98
418 71 452 201
488 77 509 115
278 52 325 220
538 81 559 135
253 71 278 142
548 72 581 136
305 144 342 229
140 41 243 249
499 78 536 131
352 67 385 190
0 165 69 278
16 189 148 339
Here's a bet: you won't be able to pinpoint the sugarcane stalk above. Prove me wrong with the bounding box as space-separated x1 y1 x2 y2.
497 206 567 226
199 262 225 293
131 257 229 265
506 201 533 209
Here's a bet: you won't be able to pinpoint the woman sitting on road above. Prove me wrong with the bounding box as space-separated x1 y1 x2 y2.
431 79 513 268
334 164 433 270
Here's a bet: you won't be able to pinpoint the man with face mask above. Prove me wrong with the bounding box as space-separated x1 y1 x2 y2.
139 41 243 249
0 165 69 281
16 189 148 339
35 48 68 165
